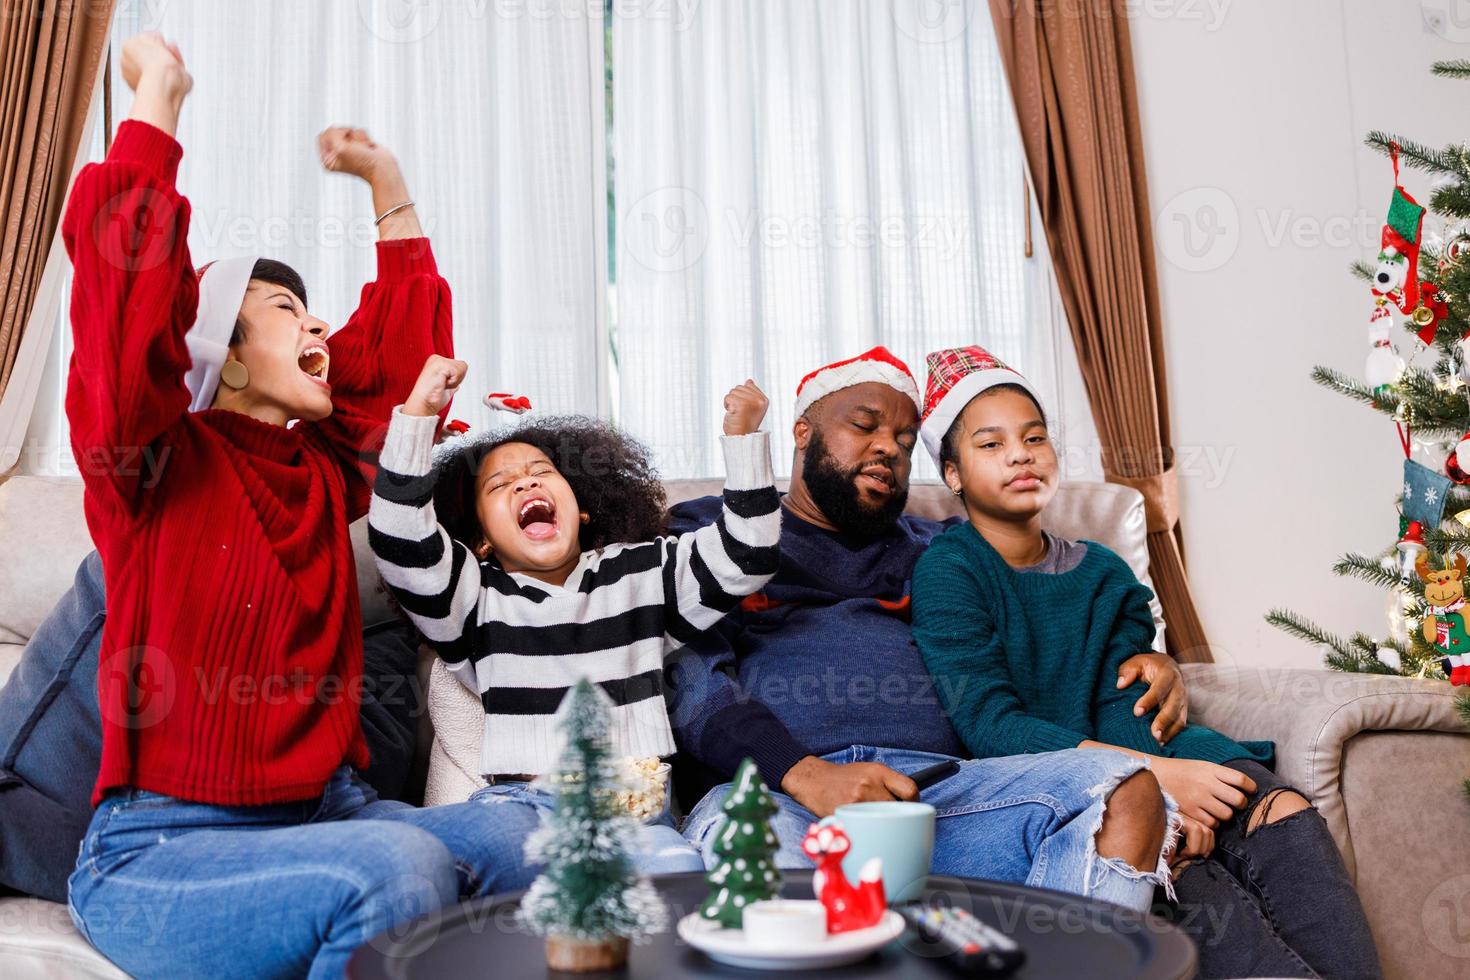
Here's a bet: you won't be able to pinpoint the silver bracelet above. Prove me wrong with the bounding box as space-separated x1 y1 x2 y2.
374 200 415 226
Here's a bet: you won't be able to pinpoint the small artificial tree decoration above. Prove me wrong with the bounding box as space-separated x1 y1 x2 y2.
517 679 668 972
698 757 783 928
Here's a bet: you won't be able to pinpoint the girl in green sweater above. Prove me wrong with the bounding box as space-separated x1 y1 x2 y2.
910 346 1379 980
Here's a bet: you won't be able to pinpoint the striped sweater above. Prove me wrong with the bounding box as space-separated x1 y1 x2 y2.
369 409 781 775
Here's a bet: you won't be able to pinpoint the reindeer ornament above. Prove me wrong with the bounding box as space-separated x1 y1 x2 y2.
1416 553 1470 685
801 819 887 934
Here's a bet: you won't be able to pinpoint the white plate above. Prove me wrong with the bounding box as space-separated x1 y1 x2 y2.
677 908 906 971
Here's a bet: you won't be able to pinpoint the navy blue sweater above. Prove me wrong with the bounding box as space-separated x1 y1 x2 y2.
665 497 968 793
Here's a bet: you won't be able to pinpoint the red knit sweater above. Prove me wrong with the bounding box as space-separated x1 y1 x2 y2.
63 121 452 806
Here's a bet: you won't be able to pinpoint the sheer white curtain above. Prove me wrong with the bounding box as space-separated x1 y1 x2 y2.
23 0 607 477
611 0 1098 480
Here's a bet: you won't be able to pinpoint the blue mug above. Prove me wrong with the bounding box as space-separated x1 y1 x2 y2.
832 801 936 904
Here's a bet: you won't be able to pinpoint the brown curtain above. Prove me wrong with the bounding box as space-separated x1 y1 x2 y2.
0 0 115 402
987 0 1212 663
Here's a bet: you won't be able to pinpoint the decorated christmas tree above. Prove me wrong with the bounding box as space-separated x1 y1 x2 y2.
517 679 668 971
1266 58 1470 799
698 757 783 928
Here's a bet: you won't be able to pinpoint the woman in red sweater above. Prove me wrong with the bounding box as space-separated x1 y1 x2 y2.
64 34 535 979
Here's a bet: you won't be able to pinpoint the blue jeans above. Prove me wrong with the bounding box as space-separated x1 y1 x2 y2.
468 781 705 875
68 766 537 979
683 746 1175 914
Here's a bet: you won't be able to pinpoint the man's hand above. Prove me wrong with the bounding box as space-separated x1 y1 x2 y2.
723 379 769 437
780 756 918 819
120 33 191 135
318 127 397 184
404 356 467 417
1116 652 1187 744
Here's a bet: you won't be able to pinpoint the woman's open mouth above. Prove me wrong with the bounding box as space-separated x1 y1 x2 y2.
517 497 558 541
298 345 331 389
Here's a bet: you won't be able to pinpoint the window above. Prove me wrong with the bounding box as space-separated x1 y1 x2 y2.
24 1 1097 485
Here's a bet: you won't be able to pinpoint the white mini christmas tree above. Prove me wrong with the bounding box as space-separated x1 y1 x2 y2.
517 679 668 971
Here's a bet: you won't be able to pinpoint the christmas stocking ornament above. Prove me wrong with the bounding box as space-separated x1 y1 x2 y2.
1404 459 1452 529
1370 145 1427 315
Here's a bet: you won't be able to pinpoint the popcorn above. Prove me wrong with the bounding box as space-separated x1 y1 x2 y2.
615 756 669 822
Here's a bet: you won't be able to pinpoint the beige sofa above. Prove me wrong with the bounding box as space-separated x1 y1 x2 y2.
1 474 1466 978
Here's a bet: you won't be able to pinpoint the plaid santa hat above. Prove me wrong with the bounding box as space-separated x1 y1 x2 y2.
187 255 259 412
794 346 922 419
919 345 1041 466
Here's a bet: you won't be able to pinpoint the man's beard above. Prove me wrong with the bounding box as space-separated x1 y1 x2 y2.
801 428 909 539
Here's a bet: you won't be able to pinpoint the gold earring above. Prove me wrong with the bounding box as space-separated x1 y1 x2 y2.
220 361 249 390
952 487 962 496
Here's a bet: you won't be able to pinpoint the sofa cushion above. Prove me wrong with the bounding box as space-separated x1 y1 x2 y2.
0 897 127 979
0 477 91 646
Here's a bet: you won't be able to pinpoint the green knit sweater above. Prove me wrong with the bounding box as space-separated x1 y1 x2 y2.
911 522 1273 767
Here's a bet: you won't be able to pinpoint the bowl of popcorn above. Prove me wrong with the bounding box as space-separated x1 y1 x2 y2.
616 756 672 824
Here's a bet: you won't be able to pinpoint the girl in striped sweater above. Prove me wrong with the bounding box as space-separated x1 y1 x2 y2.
369 357 781 872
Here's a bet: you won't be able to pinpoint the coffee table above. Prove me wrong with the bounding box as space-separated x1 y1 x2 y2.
348 872 1197 979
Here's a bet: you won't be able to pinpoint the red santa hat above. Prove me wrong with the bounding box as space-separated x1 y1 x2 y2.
919 345 1041 466
793 346 921 419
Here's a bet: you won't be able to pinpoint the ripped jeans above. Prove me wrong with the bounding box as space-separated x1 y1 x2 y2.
682 746 1176 914
1159 760 1382 980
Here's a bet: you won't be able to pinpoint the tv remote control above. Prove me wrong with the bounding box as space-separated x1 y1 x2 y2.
898 903 1026 977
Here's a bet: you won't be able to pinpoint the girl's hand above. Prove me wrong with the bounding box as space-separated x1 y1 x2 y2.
318 127 398 184
723 379 769 436
404 356 468 417
1151 757 1255 828
120 33 191 98
1168 814 1215 868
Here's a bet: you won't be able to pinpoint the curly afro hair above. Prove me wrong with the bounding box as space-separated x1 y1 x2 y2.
430 415 668 556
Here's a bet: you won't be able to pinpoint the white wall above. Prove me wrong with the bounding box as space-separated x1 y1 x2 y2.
1131 0 1469 667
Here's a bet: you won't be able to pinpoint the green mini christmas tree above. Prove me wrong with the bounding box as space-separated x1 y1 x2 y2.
1266 58 1470 800
698 757 783 928
517 679 667 971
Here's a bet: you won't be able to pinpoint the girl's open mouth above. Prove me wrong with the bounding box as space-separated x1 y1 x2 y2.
298 346 330 388
518 497 558 541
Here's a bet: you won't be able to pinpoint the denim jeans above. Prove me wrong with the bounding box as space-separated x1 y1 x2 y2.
68 766 537 980
468 781 706 875
682 745 1175 914
1 551 425 903
1161 760 1382 980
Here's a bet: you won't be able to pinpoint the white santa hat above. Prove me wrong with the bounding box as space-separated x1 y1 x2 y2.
793 346 922 419
185 255 258 412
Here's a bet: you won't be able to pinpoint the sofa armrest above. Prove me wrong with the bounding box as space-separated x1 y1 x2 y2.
1181 663 1468 877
